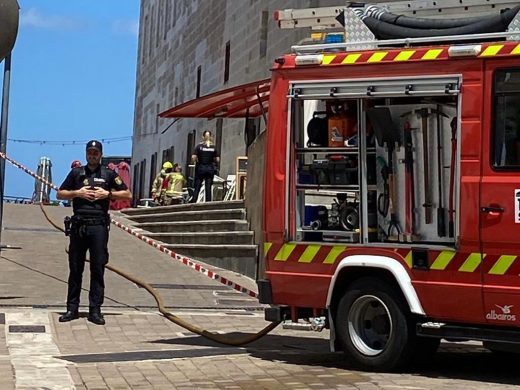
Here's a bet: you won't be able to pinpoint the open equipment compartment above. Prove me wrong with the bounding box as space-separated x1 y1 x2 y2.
290 77 459 246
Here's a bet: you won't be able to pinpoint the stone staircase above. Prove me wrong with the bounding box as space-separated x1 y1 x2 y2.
120 200 258 278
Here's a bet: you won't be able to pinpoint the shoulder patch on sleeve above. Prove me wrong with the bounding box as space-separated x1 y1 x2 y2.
115 176 123 185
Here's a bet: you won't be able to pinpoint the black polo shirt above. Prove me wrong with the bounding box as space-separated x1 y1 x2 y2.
194 143 219 165
60 165 128 216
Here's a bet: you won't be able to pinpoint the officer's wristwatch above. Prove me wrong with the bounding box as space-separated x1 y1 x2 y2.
107 190 112 200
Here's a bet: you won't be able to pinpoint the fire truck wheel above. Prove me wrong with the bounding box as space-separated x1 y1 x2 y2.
335 277 416 371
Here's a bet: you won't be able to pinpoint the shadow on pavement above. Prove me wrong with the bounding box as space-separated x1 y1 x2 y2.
149 334 520 386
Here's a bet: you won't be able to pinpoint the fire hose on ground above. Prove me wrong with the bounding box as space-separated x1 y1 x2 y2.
0 151 280 346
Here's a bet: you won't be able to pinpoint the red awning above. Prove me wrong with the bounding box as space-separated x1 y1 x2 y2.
159 79 271 119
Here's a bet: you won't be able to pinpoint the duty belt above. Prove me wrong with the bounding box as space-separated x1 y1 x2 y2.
72 215 109 226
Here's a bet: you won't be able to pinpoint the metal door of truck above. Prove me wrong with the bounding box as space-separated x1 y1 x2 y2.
481 62 520 326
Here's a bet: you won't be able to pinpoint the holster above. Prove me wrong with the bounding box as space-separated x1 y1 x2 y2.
63 216 72 236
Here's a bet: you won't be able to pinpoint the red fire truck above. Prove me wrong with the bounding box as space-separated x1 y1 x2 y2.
261 1 520 370
160 0 520 371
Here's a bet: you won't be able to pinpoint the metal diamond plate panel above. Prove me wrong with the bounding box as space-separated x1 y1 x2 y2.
507 10 520 40
344 8 376 51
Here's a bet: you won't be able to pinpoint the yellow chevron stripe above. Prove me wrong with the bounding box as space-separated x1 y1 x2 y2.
323 245 347 264
322 54 336 65
299 244 321 263
274 243 297 262
368 51 388 63
481 44 504 57
512 44 520 55
489 255 517 275
263 242 272 258
394 50 415 62
404 251 413 268
459 253 484 273
422 49 443 60
430 251 456 270
342 53 361 64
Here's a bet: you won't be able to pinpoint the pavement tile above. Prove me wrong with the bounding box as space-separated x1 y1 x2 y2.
3 205 520 389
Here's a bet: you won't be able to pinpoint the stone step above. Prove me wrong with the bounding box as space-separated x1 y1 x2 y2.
134 220 250 233
164 244 258 278
146 231 254 245
127 209 246 224
122 200 245 216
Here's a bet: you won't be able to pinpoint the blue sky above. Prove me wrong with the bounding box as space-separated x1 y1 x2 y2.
4 0 139 199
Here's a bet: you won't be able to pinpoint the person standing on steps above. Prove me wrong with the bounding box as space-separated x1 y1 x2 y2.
57 140 132 325
191 130 220 203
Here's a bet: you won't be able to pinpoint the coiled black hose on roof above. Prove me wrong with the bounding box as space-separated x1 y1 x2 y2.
361 5 520 39
364 4 491 30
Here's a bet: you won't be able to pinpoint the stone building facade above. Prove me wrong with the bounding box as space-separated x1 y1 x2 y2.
132 0 384 201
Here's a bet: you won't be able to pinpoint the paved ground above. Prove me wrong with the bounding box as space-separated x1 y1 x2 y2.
1 203 520 389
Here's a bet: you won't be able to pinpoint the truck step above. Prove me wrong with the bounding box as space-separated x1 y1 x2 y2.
417 322 520 343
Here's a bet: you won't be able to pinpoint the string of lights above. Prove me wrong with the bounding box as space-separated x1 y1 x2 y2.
7 136 132 146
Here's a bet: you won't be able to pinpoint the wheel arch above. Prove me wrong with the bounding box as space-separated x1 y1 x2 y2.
326 255 425 317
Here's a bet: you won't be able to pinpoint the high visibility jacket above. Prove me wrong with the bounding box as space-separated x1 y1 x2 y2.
151 170 176 197
170 172 186 196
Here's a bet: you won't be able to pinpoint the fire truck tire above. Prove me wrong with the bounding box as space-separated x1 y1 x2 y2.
335 277 418 371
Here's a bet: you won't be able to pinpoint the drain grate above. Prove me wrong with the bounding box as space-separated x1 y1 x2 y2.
216 299 260 306
214 291 247 297
223 312 254 316
9 325 46 333
149 284 229 291
0 313 4 324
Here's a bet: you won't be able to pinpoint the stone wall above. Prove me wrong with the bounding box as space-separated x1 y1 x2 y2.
133 0 343 198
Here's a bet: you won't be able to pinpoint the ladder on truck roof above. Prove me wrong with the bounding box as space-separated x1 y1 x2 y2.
275 0 520 52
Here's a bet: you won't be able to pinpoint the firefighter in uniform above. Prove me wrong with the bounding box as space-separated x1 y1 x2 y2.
57 140 132 325
151 161 176 205
191 130 220 202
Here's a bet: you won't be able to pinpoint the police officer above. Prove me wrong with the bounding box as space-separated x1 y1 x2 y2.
191 130 220 202
57 140 132 325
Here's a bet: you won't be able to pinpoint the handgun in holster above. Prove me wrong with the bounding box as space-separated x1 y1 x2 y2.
64 216 72 236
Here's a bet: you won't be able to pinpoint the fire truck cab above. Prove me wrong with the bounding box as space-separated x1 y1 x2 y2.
258 0 520 371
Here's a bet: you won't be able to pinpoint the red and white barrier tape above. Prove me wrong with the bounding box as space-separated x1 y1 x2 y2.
0 151 258 298
112 220 258 298
0 152 59 191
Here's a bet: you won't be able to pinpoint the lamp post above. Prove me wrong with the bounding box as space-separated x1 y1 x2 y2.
0 53 11 250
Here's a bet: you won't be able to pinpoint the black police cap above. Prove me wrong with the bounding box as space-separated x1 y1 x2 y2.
86 140 103 153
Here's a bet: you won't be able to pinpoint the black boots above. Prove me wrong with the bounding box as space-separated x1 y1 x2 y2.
88 307 105 325
59 308 105 325
59 310 79 322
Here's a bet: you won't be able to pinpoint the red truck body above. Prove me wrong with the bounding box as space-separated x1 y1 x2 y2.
262 42 520 327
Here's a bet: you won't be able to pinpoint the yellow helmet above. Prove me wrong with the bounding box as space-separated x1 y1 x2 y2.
162 161 173 169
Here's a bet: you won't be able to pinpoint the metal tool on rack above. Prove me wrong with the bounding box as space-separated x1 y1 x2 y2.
367 107 402 241
448 117 458 238
436 105 448 237
402 120 417 242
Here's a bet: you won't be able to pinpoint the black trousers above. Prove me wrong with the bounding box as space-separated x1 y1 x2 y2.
191 164 215 202
67 223 109 311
